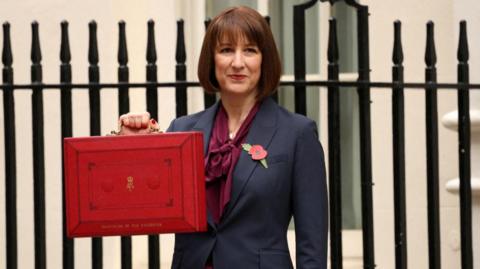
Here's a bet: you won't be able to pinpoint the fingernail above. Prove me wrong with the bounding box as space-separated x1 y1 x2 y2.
150 118 157 124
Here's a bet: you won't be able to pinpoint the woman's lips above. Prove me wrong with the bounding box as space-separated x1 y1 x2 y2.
228 74 247 81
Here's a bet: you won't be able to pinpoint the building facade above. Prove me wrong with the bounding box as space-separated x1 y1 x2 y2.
0 0 478 268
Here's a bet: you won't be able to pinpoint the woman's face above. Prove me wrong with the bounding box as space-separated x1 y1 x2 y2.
214 36 262 99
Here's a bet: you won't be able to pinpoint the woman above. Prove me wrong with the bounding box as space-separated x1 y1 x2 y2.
119 6 328 269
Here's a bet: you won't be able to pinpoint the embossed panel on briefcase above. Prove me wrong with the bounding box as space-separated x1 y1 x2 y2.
63 132 206 237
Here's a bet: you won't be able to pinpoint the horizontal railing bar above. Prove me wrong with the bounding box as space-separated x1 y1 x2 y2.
0 81 479 90
283 81 475 88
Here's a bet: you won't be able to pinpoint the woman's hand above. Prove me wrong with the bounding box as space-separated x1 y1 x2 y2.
116 112 160 135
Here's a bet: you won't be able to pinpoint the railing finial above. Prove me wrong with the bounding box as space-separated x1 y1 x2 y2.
2 22 13 67
118 20 128 66
31 21 42 64
31 21 42 83
264 16 270 26
457 20 469 63
146 19 157 64
393 20 403 65
175 19 186 65
425 21 437 67
88 21 99 65
204 18 211 30
327 18 339 63
60 21 71 64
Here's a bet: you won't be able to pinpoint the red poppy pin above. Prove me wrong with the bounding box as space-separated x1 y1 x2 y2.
241 143 268 168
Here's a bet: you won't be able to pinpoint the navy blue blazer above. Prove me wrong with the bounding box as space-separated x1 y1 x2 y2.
167 97 328 269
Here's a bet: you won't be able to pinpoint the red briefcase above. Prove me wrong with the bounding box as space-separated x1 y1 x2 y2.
63 132 206 237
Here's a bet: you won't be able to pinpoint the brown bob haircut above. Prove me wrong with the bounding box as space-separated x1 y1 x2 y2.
197 6 282 100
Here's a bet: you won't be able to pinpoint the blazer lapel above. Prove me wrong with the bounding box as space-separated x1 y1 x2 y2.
191 101 219 228
223 98 278 219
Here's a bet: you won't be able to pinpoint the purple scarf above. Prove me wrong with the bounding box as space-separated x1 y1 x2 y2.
204 102 260 223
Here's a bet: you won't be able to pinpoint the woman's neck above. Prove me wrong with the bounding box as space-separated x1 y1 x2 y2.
221 94 257 137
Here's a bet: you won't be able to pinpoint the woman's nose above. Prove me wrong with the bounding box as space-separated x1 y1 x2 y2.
231 51 245 68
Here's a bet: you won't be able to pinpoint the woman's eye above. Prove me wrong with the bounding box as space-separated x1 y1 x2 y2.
245 47 259 54
219 47 233 53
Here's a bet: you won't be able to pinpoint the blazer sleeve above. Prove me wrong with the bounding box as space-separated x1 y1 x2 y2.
166 118 177 132
292 120 328 269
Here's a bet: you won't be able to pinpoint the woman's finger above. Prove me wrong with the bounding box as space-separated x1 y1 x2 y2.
119 114 130 127
141 113 150 128
149 118 159 129
117 112 152 135
134 115 142 128
129 116 136 127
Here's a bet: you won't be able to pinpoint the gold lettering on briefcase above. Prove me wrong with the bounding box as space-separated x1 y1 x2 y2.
126 176 134 192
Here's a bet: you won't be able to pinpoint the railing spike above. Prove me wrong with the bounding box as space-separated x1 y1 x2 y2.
327 18 339 63
264 15 270 26
425 21 436 67
175 19 187 117
31 21 42 64
146 18 158 119
146 19 157 64
118 20 128 65
60 21 71 64
30 21 42 83
88 21 99 65
2 22 13 66
393 20 403 65
175 19 186 64
457 20 469 63
204 18 211 30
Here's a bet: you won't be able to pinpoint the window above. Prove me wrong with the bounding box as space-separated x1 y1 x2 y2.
332 1 361 229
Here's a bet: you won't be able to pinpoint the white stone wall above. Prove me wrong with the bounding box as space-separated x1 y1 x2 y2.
0 1 183 268
446 1 480 268
364 0 466 268
0 0 477 268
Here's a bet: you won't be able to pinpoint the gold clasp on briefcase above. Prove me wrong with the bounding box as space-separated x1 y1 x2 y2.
126 176 135 192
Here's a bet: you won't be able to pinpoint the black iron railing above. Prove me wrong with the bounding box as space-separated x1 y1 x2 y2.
392 20 407 269
1 1 475 269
